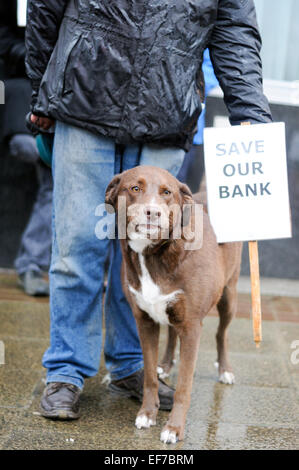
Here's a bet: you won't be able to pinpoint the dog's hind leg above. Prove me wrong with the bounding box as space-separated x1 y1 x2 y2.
157 326 177 379
215 279 238 385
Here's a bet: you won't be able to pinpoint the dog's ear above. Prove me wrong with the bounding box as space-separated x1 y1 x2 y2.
179 183 193 227
179 183 193 204
105 174 121 213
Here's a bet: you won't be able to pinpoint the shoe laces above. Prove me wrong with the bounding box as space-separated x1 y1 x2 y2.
47 382 78 396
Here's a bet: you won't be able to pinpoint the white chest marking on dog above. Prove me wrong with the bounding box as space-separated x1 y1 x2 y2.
128 238 153 254
129 254 183 325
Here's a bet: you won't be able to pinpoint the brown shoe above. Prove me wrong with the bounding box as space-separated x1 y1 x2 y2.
108 369 174 411
40 382 81 420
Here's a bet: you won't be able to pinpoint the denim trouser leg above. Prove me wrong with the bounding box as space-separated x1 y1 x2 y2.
139 144 185 176
44 121 185 388
104 144 185 380
104 144 144 380
43 123 116 389
15 157 53 275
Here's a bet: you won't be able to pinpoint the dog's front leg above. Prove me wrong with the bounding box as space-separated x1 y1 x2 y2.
134 310 160 430
161 320 202 444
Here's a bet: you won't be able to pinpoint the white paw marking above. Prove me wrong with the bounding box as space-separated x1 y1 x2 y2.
101 373 111 385
160 429 178 444
214 361 219 370
135 414 155 429
219 371 235 385
157 366 169 379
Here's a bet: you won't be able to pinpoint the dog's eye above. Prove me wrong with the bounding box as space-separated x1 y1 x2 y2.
131 186 140 193
164 189 171 195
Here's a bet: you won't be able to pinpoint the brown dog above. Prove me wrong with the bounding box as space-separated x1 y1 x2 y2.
105 166 242 444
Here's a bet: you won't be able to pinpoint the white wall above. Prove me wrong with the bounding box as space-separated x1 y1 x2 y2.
254 0 299 81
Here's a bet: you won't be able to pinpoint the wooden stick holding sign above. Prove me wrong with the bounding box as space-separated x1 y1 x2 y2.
241 122 262 347
248 240 262 346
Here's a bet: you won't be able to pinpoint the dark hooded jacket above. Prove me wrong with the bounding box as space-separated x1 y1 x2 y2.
25 0 272 151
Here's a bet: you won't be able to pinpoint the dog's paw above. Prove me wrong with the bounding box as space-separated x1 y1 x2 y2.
160 424 182 444
135 413 156 429
218 371 235 385
214 362 235 385
160 428 178 444
157 366 169 379
157 360 176 379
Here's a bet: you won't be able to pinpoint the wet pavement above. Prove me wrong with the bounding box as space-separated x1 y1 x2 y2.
0 272 298 450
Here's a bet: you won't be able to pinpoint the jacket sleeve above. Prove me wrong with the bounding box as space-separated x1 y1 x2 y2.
208 0 272 125
25 0 68 112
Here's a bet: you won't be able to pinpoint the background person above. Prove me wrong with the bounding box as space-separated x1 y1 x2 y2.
0 0 52 296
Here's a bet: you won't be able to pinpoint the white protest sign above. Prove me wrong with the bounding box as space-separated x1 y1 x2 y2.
204 122 292 243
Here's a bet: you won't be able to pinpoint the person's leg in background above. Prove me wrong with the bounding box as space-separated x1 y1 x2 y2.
176 148 193 184
185 144 205 193
4 78 53 295
139 144 185 178
9 133 52 295
104 143 184 409
104 142 185 379
104 144 144 383
9 133 39 165
177 144 205 193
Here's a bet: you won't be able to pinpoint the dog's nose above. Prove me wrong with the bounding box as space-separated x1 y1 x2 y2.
144 206 161 218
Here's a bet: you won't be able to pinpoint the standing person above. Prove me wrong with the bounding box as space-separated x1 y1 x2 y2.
0 0 52 296
25 0 272 420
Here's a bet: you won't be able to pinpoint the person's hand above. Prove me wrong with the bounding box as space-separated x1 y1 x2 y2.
31 114 54 131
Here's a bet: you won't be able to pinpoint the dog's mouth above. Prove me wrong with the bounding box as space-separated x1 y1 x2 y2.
135 223 162 238
127 211 171 241
137 223 161 232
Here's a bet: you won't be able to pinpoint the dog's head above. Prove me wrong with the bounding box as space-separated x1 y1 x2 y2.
105 166 194 249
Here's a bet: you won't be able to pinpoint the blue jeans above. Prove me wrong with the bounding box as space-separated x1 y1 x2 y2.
43 121 185 389
9 134 53 275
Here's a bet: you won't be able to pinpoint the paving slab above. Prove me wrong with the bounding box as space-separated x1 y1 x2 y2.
0 369 43 408
0 337 48 370
184 421 298 450
0 300 49 339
